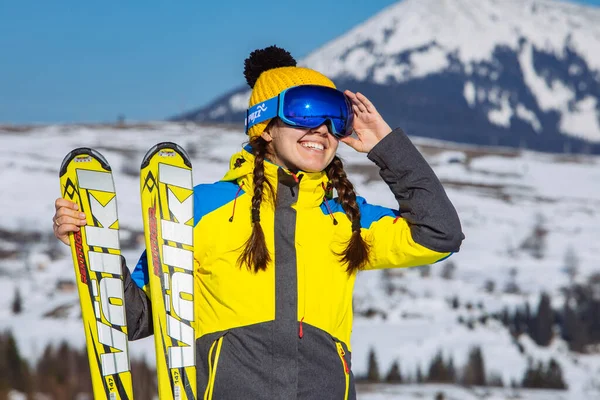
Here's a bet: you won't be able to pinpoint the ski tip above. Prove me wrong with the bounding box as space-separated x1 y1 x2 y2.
59 147 111 177
141 142 192 169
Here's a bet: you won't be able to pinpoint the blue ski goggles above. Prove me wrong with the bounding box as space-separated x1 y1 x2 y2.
245 85 354 139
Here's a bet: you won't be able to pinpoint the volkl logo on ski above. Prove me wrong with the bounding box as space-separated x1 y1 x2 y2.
150 163 195 369
77 169 130 377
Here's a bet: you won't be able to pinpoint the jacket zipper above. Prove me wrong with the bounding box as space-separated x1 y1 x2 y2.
204 336 224 400
335 342 350 400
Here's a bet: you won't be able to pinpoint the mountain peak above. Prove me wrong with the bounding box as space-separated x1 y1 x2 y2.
302 0 600 82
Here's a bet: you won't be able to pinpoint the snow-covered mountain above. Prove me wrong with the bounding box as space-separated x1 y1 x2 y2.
174 0 600 154
1 122 600 399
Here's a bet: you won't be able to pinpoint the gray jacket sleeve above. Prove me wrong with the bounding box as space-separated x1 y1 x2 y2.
367 128 464 253
121 258 153 340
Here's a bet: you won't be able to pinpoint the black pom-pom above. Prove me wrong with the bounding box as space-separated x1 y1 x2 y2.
244 45 296 88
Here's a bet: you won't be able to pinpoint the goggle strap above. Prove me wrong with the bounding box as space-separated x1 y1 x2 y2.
244 96 279 133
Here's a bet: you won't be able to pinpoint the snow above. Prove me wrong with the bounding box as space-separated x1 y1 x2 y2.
516 104 543 133
1 122 600 398
464 81 476 107
518 43 575 112
357 384 595 400
344 47 375 81
208 105 227 119
228 90 251 112
487 93 513 128
409 46 450 79
560 96 600 142
569 64 583 76
373 60 410 84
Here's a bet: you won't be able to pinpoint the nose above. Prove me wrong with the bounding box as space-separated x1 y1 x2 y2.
309 123 331 136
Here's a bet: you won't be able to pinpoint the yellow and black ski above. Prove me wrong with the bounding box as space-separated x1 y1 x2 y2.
140 142 197 400
59 148 134 400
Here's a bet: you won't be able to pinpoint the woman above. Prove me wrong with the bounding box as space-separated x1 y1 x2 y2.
53 46 464 399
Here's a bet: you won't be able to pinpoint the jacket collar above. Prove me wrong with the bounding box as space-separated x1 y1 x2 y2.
221 146 330 208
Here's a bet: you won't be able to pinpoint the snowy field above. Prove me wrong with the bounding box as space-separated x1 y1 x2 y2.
1 122 599 398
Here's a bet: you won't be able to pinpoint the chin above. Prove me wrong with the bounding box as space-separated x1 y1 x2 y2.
298 162 328 173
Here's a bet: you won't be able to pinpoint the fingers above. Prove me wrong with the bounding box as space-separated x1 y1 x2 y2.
53 197 86 245
55 207 87 225
355 92 376 113
345 90 374 114
54 224 78 245
55 197 79 211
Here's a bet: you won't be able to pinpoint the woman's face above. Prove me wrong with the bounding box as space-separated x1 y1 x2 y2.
261 119 339 173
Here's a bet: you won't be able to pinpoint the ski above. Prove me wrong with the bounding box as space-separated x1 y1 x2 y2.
140 142 197 400
59 148 134 400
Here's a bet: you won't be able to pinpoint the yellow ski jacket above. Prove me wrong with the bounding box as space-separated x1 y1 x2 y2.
124 128 464 399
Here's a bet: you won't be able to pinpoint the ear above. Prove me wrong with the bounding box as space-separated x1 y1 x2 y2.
261 123 274 142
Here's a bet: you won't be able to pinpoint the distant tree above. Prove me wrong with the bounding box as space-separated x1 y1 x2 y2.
11 287 23 315
522 358 567 390
504 267 520 294
487 373 504 387
478 314 489 325
184 141 198 159
3 331 31 394
132 357 157 399
385 360 402 383
501 307 510 327
484 280 496 294
419 264 431 278
366 348 380 382
520 213 548 259
563 246 579 285
441 261 456 280
427 351 455 384
532 292 553 347
451 296 460 310
545 358 567 390
524 302 533 335
416 366 424 383
462 346 486 386
522 359 544 389
0 332 10 392
381 269 396 296
511 307 525 337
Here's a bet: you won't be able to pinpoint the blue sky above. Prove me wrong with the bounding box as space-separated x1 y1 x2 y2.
1 0 599 124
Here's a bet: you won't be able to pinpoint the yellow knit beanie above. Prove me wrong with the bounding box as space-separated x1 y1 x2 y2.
244 46 336 140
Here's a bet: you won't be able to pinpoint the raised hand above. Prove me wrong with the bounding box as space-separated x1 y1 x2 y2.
341 90 392 153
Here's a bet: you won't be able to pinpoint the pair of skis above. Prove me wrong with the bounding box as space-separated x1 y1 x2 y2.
59 143 197 400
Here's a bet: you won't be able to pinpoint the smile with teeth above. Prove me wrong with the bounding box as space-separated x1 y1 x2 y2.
300 141 325 151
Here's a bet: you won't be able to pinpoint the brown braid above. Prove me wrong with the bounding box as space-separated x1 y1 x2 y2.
238 136 273 272
326 156 370 273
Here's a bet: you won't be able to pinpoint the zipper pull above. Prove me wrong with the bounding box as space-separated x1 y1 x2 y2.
336 343 350 374
299 317 304 338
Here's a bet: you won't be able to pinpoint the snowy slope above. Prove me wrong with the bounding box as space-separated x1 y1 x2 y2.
0 122 599 399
